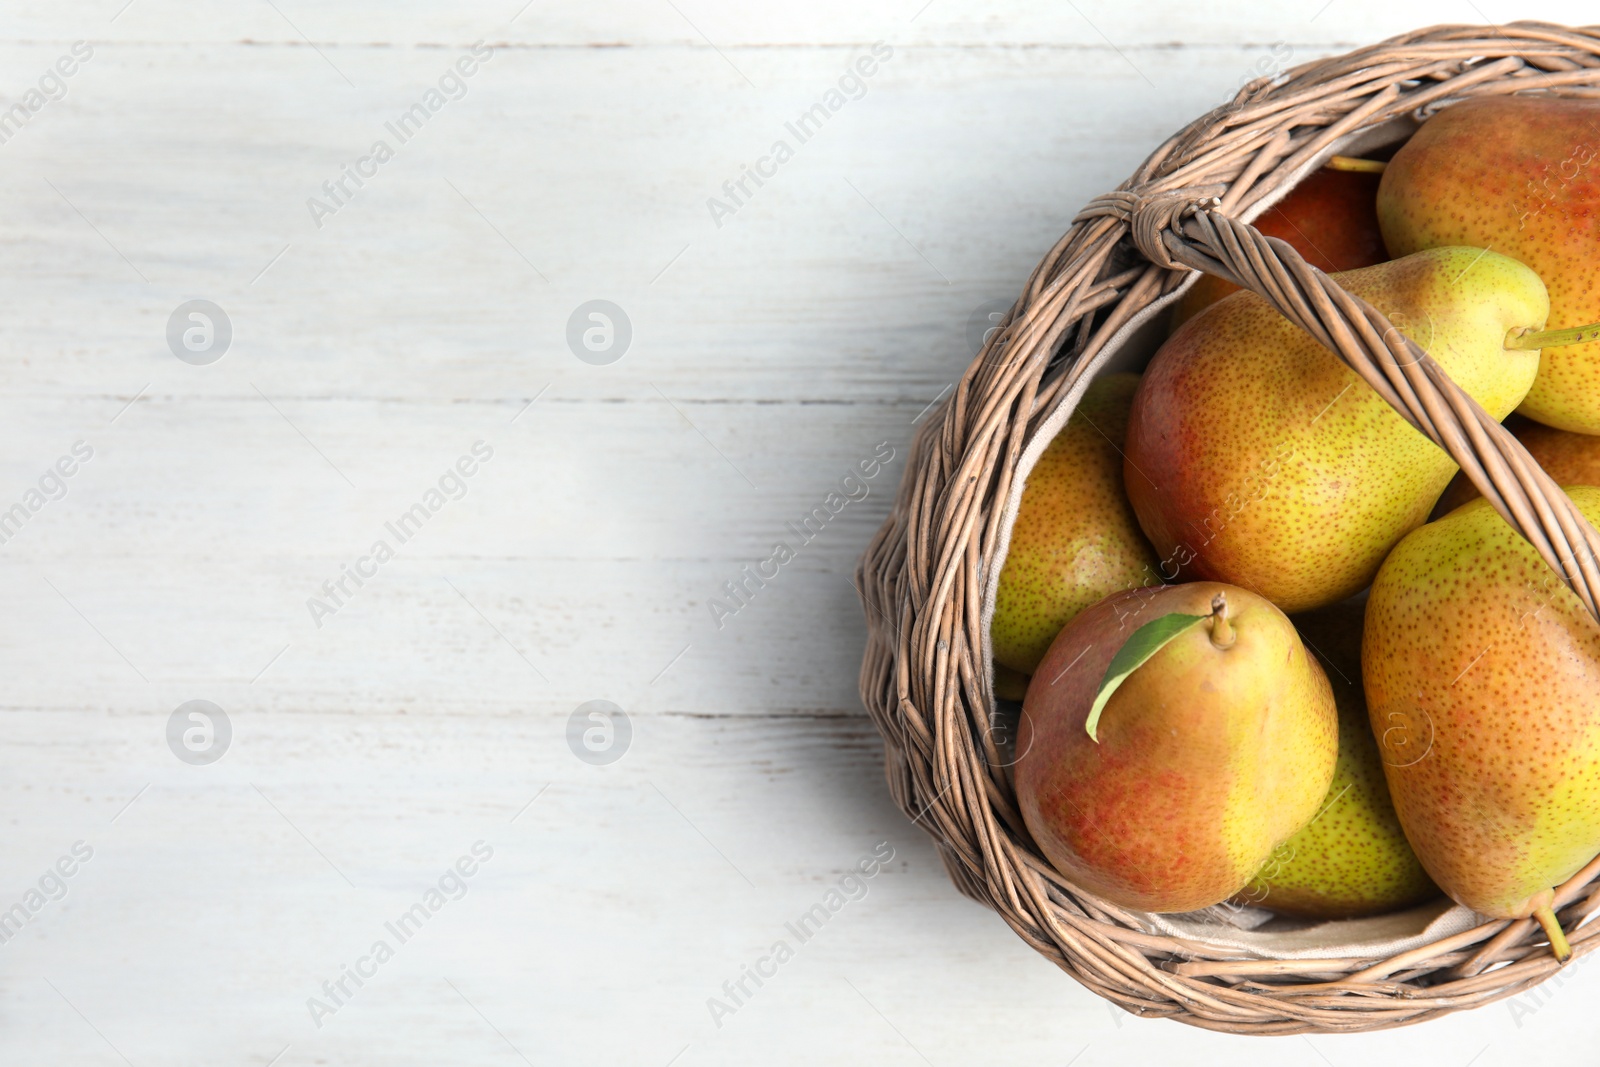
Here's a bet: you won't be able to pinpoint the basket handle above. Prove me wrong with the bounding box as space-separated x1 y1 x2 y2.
1103 190 1600 623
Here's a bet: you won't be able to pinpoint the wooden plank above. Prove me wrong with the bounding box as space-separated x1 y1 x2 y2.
0 7 1596 1063
4 1 1594 47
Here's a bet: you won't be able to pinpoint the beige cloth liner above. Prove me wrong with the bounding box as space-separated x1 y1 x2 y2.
979 116 1502 959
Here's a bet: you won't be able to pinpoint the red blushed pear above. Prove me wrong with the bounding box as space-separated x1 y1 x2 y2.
1377 96 1600 433
1125 246 1553 614
1365 488 1600 961
1015 582 1337 913
1171 162 1388 331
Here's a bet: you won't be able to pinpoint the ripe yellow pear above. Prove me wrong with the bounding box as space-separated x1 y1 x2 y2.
1365 489 1600 959
1125 247 1544 613
1238 602 1439 919
991 373 1159 674
1017 582 1337 913
1377 96 1600 433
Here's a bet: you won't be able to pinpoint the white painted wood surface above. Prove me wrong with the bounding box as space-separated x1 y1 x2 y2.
0 2 1596 1063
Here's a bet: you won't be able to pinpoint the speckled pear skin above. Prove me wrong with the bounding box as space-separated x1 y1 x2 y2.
1377 97 1600 433
992 373 1160 674
1437 416 1600 515
1239 602 1440 919
1016 582 1337 913
1364 489 1600 920
1125 247 1544 614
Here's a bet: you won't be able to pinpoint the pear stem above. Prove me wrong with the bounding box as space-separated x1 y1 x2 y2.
1326 155 1387 174
1533 904 1573 963
1505 323 1600 351
1208 593 1235 649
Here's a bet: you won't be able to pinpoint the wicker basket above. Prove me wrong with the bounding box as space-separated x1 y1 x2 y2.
854 21 1600 1033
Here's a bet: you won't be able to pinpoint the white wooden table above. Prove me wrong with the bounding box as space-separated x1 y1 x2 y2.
0 2 1595 1063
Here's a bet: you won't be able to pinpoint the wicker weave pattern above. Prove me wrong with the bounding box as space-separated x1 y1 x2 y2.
855 22 1600 1032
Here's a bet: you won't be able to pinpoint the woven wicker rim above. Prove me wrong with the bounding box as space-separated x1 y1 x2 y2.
855 21 1600 1034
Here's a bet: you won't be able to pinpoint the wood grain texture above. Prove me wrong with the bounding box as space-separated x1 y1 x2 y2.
0 0 1597 1062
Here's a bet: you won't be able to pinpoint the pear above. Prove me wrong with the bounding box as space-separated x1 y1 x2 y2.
1238 602 1440 919
1172 164 1387 331
992 373 1160 674
1016 582 1337 913
1125 246 1544 614
1377 97 1600 433
1365 489 1600 959
1436 415 1600 514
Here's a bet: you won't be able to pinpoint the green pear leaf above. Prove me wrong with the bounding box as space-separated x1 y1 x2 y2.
1085 611 1210 742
